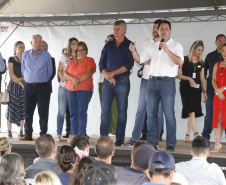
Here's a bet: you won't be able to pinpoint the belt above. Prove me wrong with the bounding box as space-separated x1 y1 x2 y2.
149 76 173 80
26 82 45 86
114 75 128 79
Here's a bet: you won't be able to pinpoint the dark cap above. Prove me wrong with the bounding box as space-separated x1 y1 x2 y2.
148 151 175 170
83 161 116 185
133 143 156 169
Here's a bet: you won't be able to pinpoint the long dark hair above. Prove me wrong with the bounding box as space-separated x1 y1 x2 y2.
14 41 24 56
56 145 77 172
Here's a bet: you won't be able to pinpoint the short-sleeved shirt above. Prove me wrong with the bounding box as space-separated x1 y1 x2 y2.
180 56 204 86
65 57 96 92
8 56 22 78
59 55 71 87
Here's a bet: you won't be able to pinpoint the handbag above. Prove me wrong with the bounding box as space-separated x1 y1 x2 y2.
0 69 9 104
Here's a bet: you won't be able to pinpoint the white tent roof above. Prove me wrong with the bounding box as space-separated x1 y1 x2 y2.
0 0 226 25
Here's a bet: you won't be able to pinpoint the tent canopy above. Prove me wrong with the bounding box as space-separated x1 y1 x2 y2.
0 0 226 25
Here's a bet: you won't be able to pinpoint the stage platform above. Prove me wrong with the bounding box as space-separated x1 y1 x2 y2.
1 132 226 177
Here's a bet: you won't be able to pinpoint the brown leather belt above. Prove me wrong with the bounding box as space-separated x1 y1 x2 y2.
26 82 44 86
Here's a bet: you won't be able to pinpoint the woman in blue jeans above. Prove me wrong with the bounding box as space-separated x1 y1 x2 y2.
56 37 78 142
64 42 96 143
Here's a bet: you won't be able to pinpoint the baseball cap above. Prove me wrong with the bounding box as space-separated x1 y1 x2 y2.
83 161 116 185
133 143 156 169
148 151 175 170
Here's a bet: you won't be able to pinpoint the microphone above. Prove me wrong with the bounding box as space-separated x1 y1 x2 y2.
159 37 165 50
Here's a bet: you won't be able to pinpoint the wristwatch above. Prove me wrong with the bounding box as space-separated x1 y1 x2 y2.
224 86 226 90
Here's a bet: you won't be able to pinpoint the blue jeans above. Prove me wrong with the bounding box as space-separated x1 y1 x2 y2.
100 76 130 141
132 79 148 141
57 86 69 135
67 90 92 135
157 101 164 141
202 88 215 139
141 103 164 141
146 77 176 147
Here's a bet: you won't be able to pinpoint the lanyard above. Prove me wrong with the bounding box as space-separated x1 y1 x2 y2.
193 62 197 72
15 55 21 63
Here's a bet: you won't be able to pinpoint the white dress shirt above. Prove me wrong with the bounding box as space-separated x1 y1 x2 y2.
140 38 154 80
140 38 184 77
175 157 226 185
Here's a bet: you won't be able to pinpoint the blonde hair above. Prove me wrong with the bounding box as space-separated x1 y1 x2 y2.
0 137 10 157
33 171 62 185
188 40 204 64
66 37 78 58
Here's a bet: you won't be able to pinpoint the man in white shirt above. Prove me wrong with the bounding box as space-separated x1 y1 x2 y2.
129 20 183 152
124 19 164 148
175 136 226 185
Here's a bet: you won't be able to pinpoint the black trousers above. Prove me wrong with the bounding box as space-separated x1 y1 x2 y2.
24 83 51 136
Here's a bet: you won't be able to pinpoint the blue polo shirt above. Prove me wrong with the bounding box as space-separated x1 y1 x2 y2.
99 36 134 76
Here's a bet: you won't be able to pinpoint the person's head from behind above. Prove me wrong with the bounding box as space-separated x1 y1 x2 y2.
0 137 12 157
191 136 210 159
0 153 26 185
35 134 56 158
41 40 48 52
95 136 115 161
132 143 156 171
148 151 175 184
215 34 226 50
131 141 146 155
105 34 114 43
83 161 116 185
71 135 89 159
69 156 96 185
56 145 77 173
33 171 62 185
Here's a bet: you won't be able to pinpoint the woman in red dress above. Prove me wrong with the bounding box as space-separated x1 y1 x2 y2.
212 43 226 153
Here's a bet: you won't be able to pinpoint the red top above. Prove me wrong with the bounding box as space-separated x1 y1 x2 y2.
212 62 226 128
65 57 96 92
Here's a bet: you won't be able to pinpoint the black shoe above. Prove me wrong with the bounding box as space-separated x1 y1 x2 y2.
160 136 163 142
62 133 69 138
115 140 124 146
165 146 175 152
85 133 90 139
140 135 147 141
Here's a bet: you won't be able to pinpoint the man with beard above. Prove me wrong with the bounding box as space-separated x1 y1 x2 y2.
124 19 164 147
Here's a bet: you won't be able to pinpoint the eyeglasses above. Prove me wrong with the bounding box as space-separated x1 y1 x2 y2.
41 45 48 48
77 49 86 53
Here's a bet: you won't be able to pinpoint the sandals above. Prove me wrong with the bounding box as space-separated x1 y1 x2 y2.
8 130 13 139
194 132 200 138
184 134 190 144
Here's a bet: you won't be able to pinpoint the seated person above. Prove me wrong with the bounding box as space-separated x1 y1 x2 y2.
25 134 61 179
95 136 115 164
56 145 77 185
175 136 226 185
33 171 62 185
71 135 89 159
0 137 12 157
83 161 116 185
115 142 156 185
143 151 175 185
